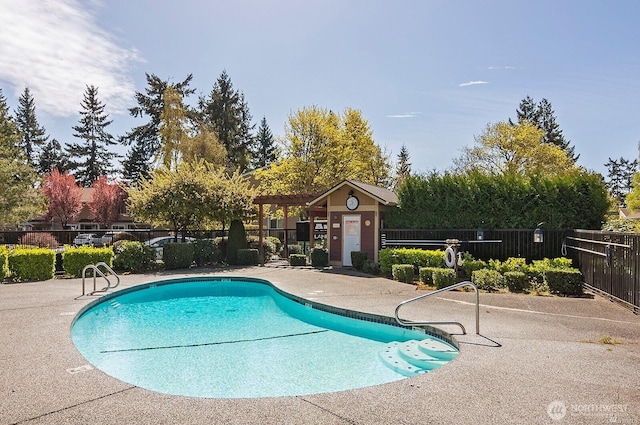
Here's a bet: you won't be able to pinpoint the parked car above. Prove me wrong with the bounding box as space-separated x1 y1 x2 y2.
145 236 195 260
73 233 99 246
101 231 134 246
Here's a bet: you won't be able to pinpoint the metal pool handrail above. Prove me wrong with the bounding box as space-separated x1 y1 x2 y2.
394 280 479 335
81 262 120 296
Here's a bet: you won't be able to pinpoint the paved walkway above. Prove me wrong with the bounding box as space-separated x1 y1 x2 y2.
1 266 638 424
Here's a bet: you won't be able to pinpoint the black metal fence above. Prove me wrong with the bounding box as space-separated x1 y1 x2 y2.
381 228 639 313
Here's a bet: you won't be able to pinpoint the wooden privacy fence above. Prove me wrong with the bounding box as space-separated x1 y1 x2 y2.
381 228 639 313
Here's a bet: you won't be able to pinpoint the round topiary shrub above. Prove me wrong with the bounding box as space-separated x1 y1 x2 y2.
113 240 156 273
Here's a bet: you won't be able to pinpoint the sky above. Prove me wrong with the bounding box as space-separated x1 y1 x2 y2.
1 0 639 177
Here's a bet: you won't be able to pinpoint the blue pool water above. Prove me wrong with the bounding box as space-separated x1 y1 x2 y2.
71 277 458 398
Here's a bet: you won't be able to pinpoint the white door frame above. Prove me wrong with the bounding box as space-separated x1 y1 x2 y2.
342 215 361 266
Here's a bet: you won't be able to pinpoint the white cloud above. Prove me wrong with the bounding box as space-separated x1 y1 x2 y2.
458 81 489 87
488 66 517 70
0 0 140 117
387 112 420 118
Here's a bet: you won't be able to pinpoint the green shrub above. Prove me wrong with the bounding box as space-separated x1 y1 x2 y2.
459 253 487 278
544 269 583 295
362 260 380 275
418 266 440 285
163 243 194 270
504 271 527 292
237 249 259 265
311 248 328 267
247 236 276 260
266 236 282 254
226 220 247 265
192 239 220 267
489 257 528 274
8 248 55 281
288 244 303 255
351 251 368 270
63 246 113 278
380 248 445 275
392 264 415 283
113 241 156 273
0 245 8 281
472 268 506 291
289 254 307 266
433 268 456 289
528 257 575 290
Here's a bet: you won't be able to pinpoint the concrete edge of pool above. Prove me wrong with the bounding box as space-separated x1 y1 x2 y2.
1 266 639 424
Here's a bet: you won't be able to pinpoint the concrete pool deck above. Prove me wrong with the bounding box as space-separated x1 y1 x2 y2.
1 266 638 424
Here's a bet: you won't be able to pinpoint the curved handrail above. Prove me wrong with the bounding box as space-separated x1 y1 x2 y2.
81 263 120 296
394 280 479 335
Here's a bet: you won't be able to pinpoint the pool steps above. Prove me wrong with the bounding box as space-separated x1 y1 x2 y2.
378 339 457 376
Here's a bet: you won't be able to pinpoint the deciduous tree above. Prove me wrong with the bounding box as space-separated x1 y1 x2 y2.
453 121 578 177
41 169 83 228
67 85 118 186
89 176 124 228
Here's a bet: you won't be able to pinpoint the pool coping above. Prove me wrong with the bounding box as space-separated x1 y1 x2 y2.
1 266 639 424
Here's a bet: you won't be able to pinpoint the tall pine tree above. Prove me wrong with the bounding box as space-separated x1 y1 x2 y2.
513 96 578 162
251 116 277 169
198 70 255 172
394 144 412 191
604 156 638 206
37 138 69 174
121 73 194 182
67 85 118 187
14 87 48 167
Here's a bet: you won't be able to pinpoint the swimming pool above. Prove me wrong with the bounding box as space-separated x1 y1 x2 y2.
71 277 459 398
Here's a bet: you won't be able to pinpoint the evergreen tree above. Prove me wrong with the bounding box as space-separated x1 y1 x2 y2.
37 138 69 174
513 96 578 162
67 85 118 187
121 73 195 182
0 88 44 227
14 87 48 167
251 116 277 169
394 144 412 191
198 70 255 172
604 157 638 206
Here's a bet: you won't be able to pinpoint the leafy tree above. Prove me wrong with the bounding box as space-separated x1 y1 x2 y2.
41 169 83 228
37 138 69 175
257 106 391 195
157 86 189 169
625 172 640 211
121 73 195 182
251 116 277 169
198 70 255 172
127 161 256 235
394 144 412 191
604 157 638 206
89 176 124 228
453 121 578 177
180 127 227 168
513 96 578 161
67 85 118 186
0 89 44 227
14 87 48 167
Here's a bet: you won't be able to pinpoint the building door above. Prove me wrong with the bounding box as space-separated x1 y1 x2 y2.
342 215 361 266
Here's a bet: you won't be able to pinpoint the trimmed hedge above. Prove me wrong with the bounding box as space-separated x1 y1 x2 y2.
504 271 527 292
247 236 277 260
311 248 328 267
63 247 113 278
8 248 55 281
418 266 440 285
392 264 414 283
380 248 445 275
544 269 583 295
350 251 368 270
227 220 247 265
163 243 194 270
113 240 156 273
237 249 259 265
433 268 456 289
192 239 220 267
472 268 505 291
289 254 307 266
362 260 380 275
0 245 8 281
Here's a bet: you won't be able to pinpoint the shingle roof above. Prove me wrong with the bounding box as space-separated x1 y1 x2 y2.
307 180 397 207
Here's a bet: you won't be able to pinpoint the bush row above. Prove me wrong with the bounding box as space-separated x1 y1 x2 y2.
379 248 445 275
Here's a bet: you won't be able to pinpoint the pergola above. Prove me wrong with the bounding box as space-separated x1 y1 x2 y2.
253 193 324 261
